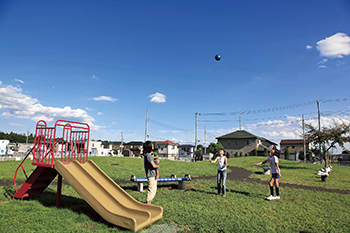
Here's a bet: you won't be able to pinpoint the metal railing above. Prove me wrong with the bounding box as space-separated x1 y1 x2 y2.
13 119 90 192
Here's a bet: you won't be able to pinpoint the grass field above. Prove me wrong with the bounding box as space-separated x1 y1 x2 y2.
1 156 349 232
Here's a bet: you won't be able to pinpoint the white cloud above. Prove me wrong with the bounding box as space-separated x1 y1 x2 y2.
98 112 103 115
15 79 25 84
306 45 312 49
318 58 328 64
92 96 118 102
319 65 327 68
149 92 166 103
316 32 350 58
0 82 97 125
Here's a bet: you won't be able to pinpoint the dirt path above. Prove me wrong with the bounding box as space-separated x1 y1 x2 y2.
205 166 350 195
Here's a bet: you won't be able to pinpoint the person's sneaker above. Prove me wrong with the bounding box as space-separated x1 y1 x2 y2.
223 195 226 197
274 196 280 200
266 195 275 200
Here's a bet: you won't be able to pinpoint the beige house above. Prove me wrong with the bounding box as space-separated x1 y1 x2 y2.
216 130 277 157
155 140 179 160
280 139 311 160
123 141 143 157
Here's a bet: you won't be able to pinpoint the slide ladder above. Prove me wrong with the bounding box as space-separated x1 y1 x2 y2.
13 166 58 199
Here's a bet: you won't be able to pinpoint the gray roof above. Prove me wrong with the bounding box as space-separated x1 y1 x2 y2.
216 130 259 139
216 130 277 145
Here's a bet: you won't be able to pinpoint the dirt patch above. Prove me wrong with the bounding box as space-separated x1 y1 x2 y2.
192 166 350 195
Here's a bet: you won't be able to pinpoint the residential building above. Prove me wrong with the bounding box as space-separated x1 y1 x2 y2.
123 141 143 157
102 141 122 156
280 139 311 160
178 144 195 160
155 140 179 160
216 130 277 157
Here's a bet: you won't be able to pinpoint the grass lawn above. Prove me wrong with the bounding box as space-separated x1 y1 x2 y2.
0 156 349 232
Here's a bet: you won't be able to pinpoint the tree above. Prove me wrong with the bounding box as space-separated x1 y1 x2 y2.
306 152 312 161
305 120 350 167
284 148 290 160
152 141 158 149
196 144 204 160
342 149 350 154
208 142 224 159
0 131 35 143
298 151 304 161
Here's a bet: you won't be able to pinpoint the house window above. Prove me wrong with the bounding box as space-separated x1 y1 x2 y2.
247 140 252 145
228 140 230 145
235 140 238 145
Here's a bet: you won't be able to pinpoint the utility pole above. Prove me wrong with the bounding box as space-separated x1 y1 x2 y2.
26 128 29 145
195 113 199 160
239 116 242 130
204 125 207 155
317 101 322 164
145 109 148 142
302 115 306 163
121 132 124 156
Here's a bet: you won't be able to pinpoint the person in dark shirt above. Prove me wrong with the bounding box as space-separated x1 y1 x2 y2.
143 141 159 204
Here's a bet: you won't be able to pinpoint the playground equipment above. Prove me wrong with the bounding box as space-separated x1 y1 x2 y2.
12 120 162 232
263 166 271 175
131 174 191 192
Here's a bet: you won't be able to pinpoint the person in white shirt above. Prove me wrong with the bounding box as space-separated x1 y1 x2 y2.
255 147 282 200
210 149 228 197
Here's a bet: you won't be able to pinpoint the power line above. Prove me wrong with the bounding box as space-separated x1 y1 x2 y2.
148 118 194 134
200 100 316 116
199 98 350 117
199 112 318 123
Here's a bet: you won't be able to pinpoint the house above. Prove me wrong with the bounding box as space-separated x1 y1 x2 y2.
279 139 311 160
123 141 143 157
216 130 277 157
178 144 195 160
155 140 179 160
102 141 123 156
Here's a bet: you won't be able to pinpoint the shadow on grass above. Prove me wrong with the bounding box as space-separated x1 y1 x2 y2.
3 186 16 200
182 185 266 198
110 163 119 166
182 185 218 195
278 165 308 170
120 183 181 192
15 189 121 230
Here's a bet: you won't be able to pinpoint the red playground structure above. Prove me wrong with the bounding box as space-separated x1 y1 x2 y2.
12 119 162 232
13 119 90 205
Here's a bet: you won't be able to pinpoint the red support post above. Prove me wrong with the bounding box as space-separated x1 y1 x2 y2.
56 174 62 207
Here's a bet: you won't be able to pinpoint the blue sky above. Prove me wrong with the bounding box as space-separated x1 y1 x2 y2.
1 0 350 149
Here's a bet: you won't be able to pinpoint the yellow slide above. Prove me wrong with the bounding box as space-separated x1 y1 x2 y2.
54 160 163 232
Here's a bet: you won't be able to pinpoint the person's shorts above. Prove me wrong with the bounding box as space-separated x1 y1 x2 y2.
272 173 280 179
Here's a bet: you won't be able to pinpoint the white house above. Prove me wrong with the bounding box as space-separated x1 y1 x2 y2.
155 140 179 160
